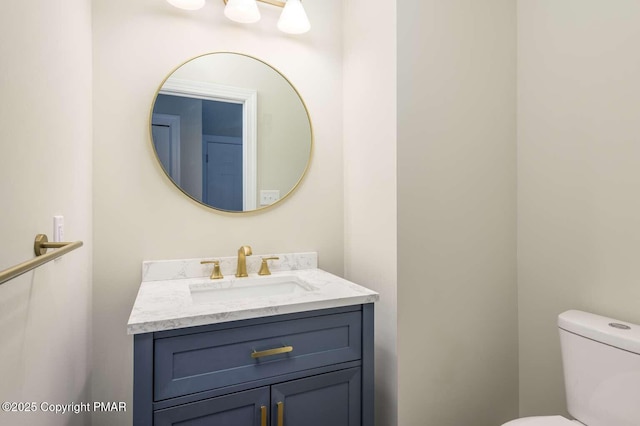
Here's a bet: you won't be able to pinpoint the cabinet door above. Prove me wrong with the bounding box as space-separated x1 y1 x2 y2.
271 368 361 426
154 387 269 426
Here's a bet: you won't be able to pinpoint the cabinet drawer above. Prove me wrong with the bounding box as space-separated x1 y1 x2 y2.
154 311 362 400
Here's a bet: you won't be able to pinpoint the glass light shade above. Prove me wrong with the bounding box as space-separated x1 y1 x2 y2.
166 0 206 10
277 0 310 34
224 0 261 24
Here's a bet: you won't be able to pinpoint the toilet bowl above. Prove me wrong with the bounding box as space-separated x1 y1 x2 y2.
501 310 640 426
502 416 582 426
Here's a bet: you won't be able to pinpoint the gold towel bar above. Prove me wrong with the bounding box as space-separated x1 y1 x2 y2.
0 234 83 285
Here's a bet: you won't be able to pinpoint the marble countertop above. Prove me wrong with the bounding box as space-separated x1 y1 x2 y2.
127 253 379 334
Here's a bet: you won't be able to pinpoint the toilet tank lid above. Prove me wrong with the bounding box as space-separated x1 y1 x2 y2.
558 310 640 355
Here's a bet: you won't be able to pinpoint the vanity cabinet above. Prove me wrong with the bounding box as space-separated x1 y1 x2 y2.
133 304 374 426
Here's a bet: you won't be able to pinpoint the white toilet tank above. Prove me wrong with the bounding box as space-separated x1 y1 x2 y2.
559 310 640 426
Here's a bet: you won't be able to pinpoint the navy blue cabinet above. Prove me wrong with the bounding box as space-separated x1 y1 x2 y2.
133 304 374 426
272 367 362 426
154 387 269 426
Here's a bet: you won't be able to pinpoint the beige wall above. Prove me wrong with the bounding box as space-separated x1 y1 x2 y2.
397 1 518 425
91 0 344 424
343 0 397 424
0 1 93 425
517 0 640 417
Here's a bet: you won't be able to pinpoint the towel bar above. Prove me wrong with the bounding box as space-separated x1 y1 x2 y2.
0 234 83 285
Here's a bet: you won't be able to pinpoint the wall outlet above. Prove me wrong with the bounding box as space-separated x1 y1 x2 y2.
53 215 64 242
260 190 280 206
53 215 64 262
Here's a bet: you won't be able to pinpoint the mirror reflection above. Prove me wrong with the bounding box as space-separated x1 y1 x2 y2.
150 53 313 212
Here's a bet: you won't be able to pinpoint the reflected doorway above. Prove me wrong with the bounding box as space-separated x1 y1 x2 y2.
202 99 243 210
152 80 257 211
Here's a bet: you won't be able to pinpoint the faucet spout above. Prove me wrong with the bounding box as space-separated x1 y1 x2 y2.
236 245 252 277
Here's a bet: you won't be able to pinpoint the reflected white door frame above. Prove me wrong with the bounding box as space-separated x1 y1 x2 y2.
159 78 257 211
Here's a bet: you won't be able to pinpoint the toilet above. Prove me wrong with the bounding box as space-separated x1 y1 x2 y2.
503 310 640 426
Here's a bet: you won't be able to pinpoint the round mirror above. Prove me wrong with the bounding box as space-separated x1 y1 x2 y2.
150 52 313 213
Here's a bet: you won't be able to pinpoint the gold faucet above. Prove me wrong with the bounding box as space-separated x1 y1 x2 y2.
236 245 252 277
200 259 223 280
258 257 280 276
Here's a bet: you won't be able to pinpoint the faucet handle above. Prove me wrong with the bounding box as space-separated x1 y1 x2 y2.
258 257 279 276
201 260 224 280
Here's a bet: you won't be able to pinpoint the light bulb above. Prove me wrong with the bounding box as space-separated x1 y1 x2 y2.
224 0 261 24
166 0 206 10
277 0 310 34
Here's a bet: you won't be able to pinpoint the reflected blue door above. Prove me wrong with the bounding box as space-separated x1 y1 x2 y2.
201 99 244 211
203 135 243 211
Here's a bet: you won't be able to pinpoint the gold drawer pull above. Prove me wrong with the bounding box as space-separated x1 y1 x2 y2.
277 401 284 426
251 345 293 359
260 405 267 426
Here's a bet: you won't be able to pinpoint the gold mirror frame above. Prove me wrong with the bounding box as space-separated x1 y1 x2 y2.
149 52 314 214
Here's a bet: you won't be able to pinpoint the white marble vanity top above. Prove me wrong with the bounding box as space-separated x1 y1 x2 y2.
127 252 379 334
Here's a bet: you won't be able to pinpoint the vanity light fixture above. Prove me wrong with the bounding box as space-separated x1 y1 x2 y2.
223 0 310 34
224 0 261 23
166 0 206 10
167 0 310 34
276 0 310 34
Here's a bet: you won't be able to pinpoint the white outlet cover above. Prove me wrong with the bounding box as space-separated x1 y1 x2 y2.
260 190 280 206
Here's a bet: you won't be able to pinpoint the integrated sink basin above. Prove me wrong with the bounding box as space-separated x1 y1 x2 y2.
189 275 317 304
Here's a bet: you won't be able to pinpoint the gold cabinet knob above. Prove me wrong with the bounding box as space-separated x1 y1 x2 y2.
258 257 279 276
200 259 223 279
